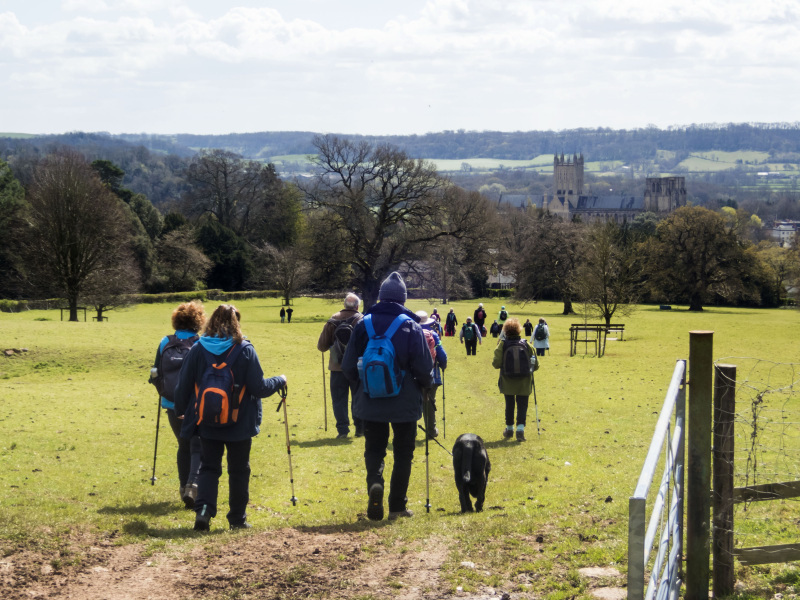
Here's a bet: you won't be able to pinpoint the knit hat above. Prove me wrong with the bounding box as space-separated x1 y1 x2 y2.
378 271 407 303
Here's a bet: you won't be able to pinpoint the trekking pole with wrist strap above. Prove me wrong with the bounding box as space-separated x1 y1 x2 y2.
276 385 298 506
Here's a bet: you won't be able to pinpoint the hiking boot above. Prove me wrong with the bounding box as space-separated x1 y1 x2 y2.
367 483 384 521
426 426 439 440
229 521 252 530
516 430 526 442
336 432 349 439
194 506 211 531
502 428 513 439
388 509 414 520
182 483 198 509
354 427 364 438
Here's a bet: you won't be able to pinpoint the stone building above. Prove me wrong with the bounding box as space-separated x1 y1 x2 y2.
498 154 686 222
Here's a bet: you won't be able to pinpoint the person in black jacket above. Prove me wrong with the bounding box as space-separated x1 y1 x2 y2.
174 304 287 531
342 272 434 521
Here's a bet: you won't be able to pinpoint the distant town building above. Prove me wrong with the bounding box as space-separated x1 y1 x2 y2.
497 153 687 222
767 221 800 247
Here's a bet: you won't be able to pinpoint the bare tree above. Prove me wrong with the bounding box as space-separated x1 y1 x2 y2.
576 221 641 326
302 136 492 306
83 252 141 321
25 150 139 321
250 243 311 306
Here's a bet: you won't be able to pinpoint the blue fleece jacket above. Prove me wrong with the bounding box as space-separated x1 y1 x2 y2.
173 336 285 441
341 302 434 423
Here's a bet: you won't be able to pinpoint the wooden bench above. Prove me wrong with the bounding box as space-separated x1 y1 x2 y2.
92 316 108 322
569 324 606 357
60 307 87 321
605 324 625 340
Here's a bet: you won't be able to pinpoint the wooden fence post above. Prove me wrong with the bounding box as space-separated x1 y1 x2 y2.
686 331 714 600
713 364 736 597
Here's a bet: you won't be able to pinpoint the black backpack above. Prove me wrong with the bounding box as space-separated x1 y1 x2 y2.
534 324 547 341
499 310 508 320
330 314 362 359
194 343 246 427
501 339 532 378
153 335 198 402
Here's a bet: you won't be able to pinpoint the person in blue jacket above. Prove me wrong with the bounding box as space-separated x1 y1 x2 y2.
416 310 447 439
342 272 434 521
174 304 287 531
153 301 205 508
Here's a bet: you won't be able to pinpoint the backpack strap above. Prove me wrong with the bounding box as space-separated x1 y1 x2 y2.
364 314 410 339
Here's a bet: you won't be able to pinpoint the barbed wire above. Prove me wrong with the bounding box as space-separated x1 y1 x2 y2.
714 358 800 546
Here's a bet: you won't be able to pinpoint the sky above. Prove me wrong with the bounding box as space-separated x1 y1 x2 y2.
1 0 799 136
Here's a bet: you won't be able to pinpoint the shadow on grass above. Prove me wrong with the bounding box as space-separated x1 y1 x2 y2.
98 501 180 516
293 438 355 448
122 519 224 539
294 520 391 534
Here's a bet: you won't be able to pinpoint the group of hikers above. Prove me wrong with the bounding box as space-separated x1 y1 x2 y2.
151 272 551 529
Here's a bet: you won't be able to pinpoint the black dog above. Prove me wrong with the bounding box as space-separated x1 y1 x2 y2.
452 433 491 513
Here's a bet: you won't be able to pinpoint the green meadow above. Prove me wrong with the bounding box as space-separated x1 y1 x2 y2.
2 298 800 597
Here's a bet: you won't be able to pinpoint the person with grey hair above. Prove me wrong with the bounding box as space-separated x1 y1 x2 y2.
318 293 364 438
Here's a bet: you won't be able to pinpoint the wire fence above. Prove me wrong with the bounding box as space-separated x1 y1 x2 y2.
716 358 800 550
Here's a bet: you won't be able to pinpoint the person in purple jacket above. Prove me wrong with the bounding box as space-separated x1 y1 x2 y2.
174 304 287 531
342 272 434 521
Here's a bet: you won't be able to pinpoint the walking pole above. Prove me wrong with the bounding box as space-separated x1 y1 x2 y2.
151 393 161 485
441 370 446 439
321 353 328 431
276 385 298 506
532 370 541 436
423 425 431 513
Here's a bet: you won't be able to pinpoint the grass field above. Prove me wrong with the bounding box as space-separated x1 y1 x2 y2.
2 298 800 598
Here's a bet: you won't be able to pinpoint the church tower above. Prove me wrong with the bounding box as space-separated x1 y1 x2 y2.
553 153 584 197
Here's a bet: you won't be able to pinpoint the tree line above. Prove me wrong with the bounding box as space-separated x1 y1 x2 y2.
1 136 798 321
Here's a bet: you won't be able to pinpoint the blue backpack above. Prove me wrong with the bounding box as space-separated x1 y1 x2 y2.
359 314 411 398
194 343 246 427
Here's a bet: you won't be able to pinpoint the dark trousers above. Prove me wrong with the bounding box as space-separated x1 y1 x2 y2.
330 370 362 435
363 421 417 512
422 386 438 434
504 395 529 427
196 437 252 525
465 339 477 355
536 348 545 356
166 409 201 488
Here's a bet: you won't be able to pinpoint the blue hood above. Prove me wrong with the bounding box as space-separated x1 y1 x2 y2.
199 335 234 355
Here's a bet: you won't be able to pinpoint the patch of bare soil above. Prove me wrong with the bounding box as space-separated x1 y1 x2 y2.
1 528 460 600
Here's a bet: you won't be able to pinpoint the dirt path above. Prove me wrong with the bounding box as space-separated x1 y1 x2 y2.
2 528 461 600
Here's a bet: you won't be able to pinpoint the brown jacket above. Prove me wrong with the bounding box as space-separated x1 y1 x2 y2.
317 308 363 371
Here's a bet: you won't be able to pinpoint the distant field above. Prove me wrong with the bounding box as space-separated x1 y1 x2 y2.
677 150 773 172
0 132 37 139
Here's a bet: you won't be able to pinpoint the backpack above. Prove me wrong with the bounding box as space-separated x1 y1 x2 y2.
463 323 475 341
194 343 246 427
534 324 547 341
422 329 437 363
153 335 198 402
476 309 485 321
499 310 508 320
501 339 532 378
331 314 361 359
359 314 411 398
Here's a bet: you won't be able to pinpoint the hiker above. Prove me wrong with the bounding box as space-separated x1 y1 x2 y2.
280 307 285 323
417 310 448 439
459 316 482 356
286 307 294 323
497 306 510 326
430 308 443 336
444 308 458 337
530 318 550 356
318 293 364 438
473 303 487 332
489 320 502 338
341 272 434 521
523 319 534 338
151 301 206 508
174 304 287 531
492 318 538 442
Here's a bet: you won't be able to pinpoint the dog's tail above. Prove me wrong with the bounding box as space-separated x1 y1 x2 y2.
461 444 474 484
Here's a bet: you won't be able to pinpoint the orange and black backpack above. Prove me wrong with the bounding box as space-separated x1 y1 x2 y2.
194 343 247 427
